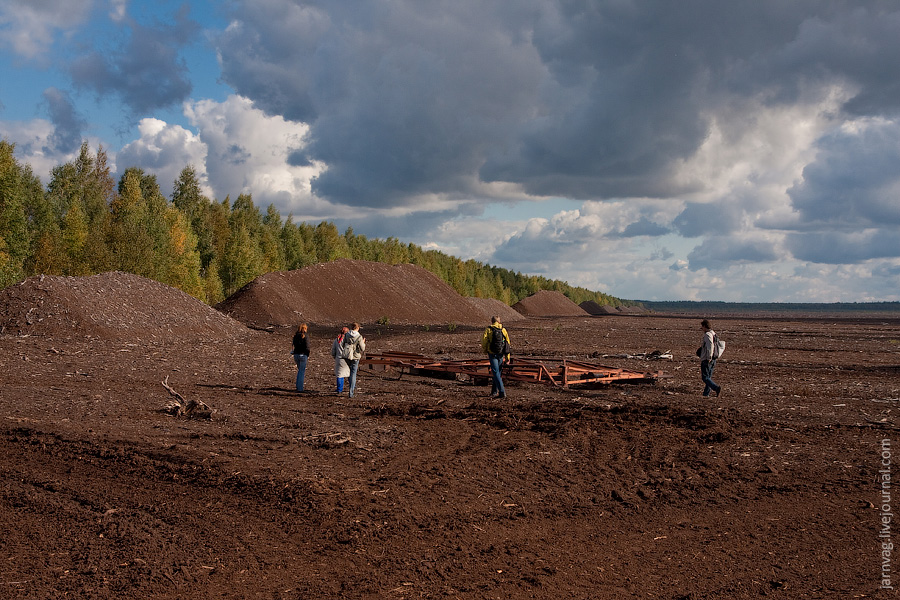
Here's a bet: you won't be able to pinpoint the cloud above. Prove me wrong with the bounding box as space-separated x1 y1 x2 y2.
619 217 670 238
486 203 677 274
0 118 94 181
116 118 210 197
673 200 747 238
215 0 546 207
183 95 329 216
0 0 92 60
41 88 86 154
69 5 198 114
687 234 782 271
785 229 900 264
787 117 900 230
212 1 900 213
772 7 900 117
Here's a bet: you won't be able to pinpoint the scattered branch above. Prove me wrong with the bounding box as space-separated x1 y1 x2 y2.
162 376 212 419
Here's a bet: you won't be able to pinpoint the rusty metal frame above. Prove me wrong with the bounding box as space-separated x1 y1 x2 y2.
361 351 662 387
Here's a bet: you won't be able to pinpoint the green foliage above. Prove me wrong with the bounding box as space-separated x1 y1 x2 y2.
0 141 34 286
161 208 205 300
221 223 266 297
0 143 626 310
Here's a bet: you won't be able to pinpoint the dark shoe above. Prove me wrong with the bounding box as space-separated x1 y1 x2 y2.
715 388 723 397
498 394 506 399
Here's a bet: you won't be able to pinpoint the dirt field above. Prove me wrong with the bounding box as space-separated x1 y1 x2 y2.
2 305 898 599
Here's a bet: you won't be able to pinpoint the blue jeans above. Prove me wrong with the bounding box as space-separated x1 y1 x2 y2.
293 354 308 391
700 359 720 396
488 353 506 397
347 359 360 397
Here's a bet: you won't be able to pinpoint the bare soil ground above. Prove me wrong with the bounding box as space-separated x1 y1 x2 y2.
0 271 898 599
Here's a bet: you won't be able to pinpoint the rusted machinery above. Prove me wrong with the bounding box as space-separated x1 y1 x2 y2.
361 351 663 387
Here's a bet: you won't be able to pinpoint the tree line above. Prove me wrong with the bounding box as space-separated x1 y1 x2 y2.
0 140 625 307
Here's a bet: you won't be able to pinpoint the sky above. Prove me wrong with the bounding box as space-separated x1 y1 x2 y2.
2 0 900 303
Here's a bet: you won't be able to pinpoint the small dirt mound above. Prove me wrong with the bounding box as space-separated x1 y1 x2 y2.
217 259 487 328
512 290 589 317
0 272 248 341
465 297 526 323
580 300 620 315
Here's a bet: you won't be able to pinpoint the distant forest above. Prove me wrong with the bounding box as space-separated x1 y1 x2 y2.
0 140 626 307
641 300 900 314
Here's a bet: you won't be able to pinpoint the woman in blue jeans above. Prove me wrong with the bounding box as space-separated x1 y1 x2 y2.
291 323 310 392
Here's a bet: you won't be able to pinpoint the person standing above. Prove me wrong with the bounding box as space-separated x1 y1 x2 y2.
291 323 310 392
342 322 366 398
698 319 722 397
481 316 511 398
331 326 350 393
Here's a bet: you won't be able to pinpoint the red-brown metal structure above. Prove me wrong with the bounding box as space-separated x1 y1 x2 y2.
361 351 662 387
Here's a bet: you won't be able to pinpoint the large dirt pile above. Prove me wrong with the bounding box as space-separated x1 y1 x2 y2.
217 259 487 328
580 300 619 315
0 272 249 341
466 297 526 322
512 290 589 317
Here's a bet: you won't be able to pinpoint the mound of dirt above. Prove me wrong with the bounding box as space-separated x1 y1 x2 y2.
580 300 619 315
217 259 487 328
0 272 248 341
618 305 649 314
512 290 589 317
466 297 526 322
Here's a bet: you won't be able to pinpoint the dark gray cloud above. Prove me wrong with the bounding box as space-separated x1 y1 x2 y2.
69 5 197 114
787 120 900 230
673 200 747 238
216 0 900 208
219 1 544 207
687 236 780 270
619 217 669 238
286 148 313 168
771 6 900 117
41 87 85 154
785 230 900 264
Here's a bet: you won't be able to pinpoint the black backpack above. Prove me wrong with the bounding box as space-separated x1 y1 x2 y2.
489 327 508 354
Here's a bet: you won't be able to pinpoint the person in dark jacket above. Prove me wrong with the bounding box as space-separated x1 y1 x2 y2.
291 323 311 392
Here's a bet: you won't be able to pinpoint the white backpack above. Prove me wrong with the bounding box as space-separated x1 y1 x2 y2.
341 333 357 359
713 334 726 359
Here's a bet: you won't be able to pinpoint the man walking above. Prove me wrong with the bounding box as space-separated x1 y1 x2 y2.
481 316 511 398
342 322 366 398
698 319 723 397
